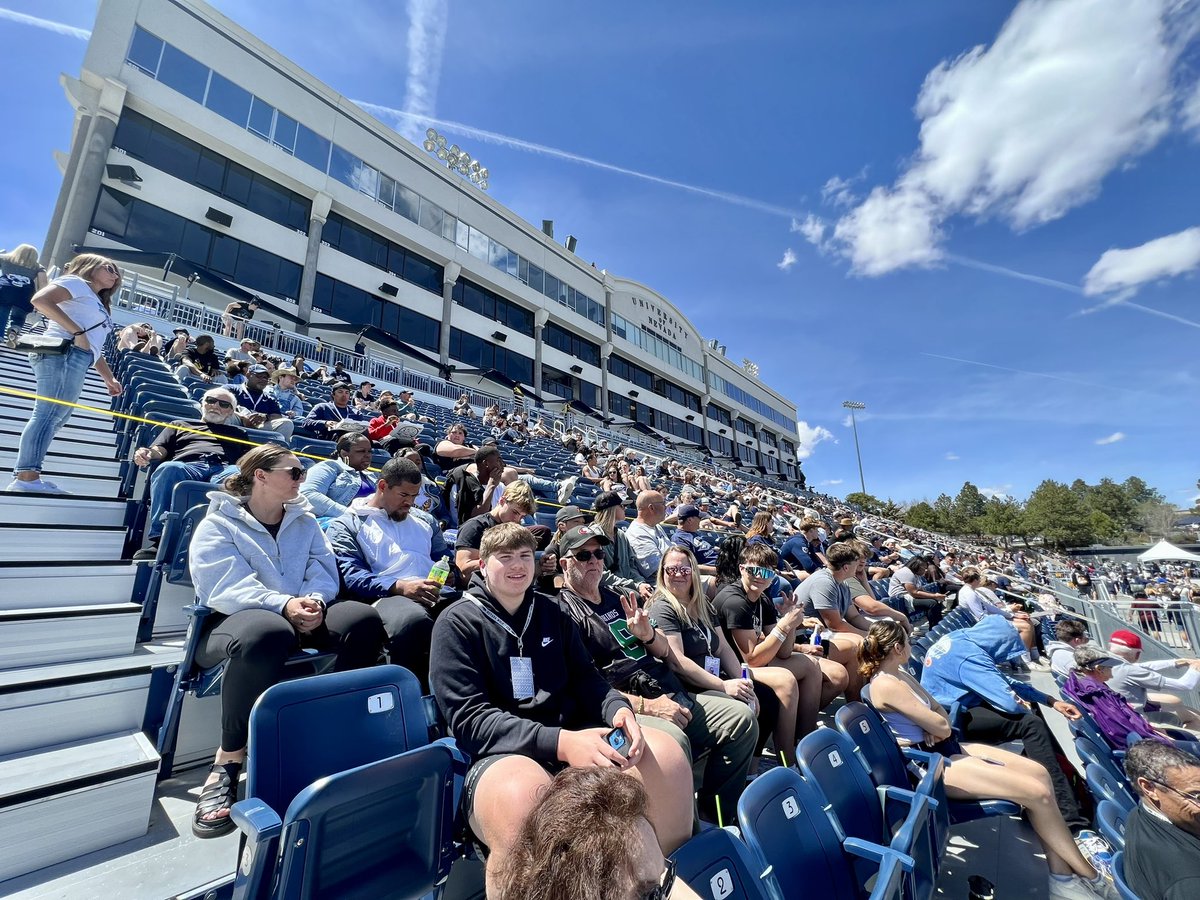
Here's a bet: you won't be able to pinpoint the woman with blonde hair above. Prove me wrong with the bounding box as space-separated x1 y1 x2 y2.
859 620 1115 900
187 443 385 838
592 490 651 598
6 253 123 493
0 244 48 347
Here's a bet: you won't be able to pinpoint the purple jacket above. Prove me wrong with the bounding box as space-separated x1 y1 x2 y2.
1062 671 1167 750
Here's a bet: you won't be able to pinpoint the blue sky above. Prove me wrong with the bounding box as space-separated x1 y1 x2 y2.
3 0 1199 507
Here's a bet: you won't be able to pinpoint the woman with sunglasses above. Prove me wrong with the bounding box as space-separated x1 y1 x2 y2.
495 766 702 900
860 620 1115 900
6 253 123 493
187 443 385 839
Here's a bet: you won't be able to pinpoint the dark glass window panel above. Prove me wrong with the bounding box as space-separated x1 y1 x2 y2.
295 125 331 172
313 274 334 314
179 220 213 265
195 148 226 193
543 273 560 304
286 196 310 232
145 126 200 181
248 96 274 139
205 71 252 126
246 177 291 225
272 112 297 152
114 111 153 159
234 243 281 295
395 184 419 222
91 187 133 237
403 252 442 294
222 162 253 206
380 301 399 335
329 145 359 188
208 231 239 276
127 27 164 76
386 244 407 278
157 44 208 103
125 201 184 252
276 260 301 299
526 263 543 294
399 307 440 351
321 215 342 247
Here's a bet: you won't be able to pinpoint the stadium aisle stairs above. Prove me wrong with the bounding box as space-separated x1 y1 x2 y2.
0 345 234 897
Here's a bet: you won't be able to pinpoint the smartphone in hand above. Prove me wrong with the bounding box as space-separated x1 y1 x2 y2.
604 726 632 758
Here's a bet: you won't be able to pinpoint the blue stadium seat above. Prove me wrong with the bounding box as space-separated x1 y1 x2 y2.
1075 735 1130 788
797 728 937 900
834 702 1019 858
1111 851 1140 900
133 479 216 637
230 666 466 900
736 766 906 900
1085 763 1136 814
669 827 780 900
1095 799 1130 852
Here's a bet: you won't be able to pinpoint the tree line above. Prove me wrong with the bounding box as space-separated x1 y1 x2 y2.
844 476 1182 550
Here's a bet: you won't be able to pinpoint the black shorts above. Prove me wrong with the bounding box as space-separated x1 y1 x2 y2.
462 753 565 841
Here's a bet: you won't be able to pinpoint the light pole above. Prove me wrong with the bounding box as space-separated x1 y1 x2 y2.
842 400 867 496
422 128 489 190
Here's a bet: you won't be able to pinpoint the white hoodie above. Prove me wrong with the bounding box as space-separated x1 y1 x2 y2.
189 491 338 615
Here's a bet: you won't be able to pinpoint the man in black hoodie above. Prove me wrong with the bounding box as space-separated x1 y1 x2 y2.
429 523 692 896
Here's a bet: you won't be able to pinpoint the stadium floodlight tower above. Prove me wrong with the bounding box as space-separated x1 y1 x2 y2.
842 400 867 497
422 128 489 190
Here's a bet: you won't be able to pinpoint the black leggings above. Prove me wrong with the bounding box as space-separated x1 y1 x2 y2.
195 605 385 751
910 596 944 628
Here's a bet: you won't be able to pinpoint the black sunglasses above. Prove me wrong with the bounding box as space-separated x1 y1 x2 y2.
202 397 234 409
569 549 605 562
269 466 306 482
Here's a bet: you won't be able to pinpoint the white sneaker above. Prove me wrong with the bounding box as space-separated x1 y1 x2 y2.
1047 874 1117 900
5 478 67 494
557 476 578 504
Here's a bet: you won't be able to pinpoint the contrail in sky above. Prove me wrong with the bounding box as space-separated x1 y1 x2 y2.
355 100 807 219
918 352 1144 395
0 7 89 39
398 0 448 144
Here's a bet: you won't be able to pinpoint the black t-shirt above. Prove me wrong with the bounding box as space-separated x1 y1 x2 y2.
447 466 484 525
556 587 686 699
455 513 498 552
184 346 222 377
713 581 777 661
1123 804 1200 899
648 598 720 666
151 420 248 463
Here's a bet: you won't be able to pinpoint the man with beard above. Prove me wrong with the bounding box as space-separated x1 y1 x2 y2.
326 457 446 688
230 364 293 440
130 388 249 561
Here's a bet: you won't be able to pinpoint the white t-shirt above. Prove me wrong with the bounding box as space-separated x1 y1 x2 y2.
42 274 114 362
350 501 435 584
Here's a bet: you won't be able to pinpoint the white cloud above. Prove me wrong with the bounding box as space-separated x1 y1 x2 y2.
980 485 1013 499
397 0 450 143
944 452 960 461
791 214 828 247
1082 227 1200 298
1095 431 1127 445
826 0 1191 275
795 421 835 459
820 479 845 487
821 175 861 208
1183 79 1200 136
776 248 798 271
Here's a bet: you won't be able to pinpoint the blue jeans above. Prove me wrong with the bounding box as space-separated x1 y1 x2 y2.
13 347 94 474
0 302 30 336
147 459 226 538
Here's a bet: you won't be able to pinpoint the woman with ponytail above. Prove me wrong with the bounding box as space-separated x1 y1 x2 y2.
186 444 385 840
860 621 1115 900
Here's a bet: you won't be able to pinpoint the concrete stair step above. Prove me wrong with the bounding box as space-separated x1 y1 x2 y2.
0 493 128 528
0 472 123 498
0 731 159 883
0 523 126 561
0 562 139 608
0 447 121 479
0 603 142 669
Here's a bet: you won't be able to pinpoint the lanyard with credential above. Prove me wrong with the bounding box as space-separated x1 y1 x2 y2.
471 595 537 656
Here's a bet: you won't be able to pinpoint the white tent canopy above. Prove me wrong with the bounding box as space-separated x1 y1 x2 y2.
1137 539 1200 563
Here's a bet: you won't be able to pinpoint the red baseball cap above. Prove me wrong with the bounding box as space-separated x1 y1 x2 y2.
1110 630 1142 651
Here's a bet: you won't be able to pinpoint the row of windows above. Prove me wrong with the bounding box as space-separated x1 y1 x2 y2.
91 187 302 301
737 443 760 466
311 274 440 352
127 26 605 330
708 370 795 431
607 356 702 413
543 321 600 367
782 439 796 458
708 432 734 458
452 278 534 336
320 212 444 295
606 394 703 445
760 431 778 449
113 111 311 233
610 312 704 382
707 403 732 427
735 419 756 437
449 328 533 387
126 28 333 175
542 367 599 409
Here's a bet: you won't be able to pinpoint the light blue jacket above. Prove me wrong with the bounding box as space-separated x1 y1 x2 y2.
920 615 1051 714
268 385 307 418
300 459 377 518
189 492 338 615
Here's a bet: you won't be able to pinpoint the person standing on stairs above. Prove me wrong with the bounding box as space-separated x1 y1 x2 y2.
6 253 122 494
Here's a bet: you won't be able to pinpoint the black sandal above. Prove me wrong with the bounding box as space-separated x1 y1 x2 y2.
192 761 242 839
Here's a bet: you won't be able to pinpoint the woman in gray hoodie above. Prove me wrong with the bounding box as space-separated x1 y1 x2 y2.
187 443 385 839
